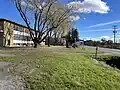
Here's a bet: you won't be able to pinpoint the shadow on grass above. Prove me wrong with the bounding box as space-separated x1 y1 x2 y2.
97 56 120 69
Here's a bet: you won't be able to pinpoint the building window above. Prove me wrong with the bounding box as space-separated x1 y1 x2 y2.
14 25 24 32
0 24 3 33
14 34 31 41
14 34 20 40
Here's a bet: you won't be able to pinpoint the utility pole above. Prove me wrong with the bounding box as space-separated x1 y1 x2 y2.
113 25 117 48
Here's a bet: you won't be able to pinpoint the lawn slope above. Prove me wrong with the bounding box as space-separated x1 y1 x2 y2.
0 47 120 90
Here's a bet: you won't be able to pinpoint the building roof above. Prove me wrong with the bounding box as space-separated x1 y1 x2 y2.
0 18 28 28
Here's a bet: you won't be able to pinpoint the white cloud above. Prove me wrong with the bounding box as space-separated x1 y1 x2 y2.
83 35 120 43
83 17 86 20
68 0 110 14
100 36 110 40
90 38 100 41
21 1 27 6
69 15 80 21
21 0 45 9
81 28 120 32
83 37 101 41
88 20 120 28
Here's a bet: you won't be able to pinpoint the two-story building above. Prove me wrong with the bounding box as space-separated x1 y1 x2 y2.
0 18 34 47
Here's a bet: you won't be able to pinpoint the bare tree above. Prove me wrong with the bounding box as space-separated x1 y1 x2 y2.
12 0 73 48
49 20 72 46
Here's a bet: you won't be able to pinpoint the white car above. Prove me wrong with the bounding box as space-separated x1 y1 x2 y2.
72 41 84 48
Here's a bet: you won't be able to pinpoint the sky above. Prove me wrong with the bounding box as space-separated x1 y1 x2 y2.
0 0 120 42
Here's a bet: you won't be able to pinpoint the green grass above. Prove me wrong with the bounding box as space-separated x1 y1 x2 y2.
0 46 120 90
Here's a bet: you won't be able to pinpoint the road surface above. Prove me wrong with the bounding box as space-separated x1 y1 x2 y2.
85 46 120 55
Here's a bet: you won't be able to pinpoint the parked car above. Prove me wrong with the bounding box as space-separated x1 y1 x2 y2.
72 41 84 48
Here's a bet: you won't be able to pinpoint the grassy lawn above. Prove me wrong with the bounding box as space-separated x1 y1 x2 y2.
0 46 120 90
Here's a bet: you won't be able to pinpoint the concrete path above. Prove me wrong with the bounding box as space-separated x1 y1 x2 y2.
0 62 27 90
0 54 15 57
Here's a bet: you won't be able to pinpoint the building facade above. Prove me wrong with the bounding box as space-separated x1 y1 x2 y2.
0 19 34 47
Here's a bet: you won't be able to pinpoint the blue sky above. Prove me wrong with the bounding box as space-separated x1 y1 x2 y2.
0 0 120 41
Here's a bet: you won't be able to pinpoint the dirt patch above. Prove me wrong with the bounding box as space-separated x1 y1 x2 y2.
0 62 27 90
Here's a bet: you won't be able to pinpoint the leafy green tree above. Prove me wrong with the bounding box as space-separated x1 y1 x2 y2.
101 38 106 46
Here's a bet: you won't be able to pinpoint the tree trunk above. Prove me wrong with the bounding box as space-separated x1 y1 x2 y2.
34 42 37 48
54 33 57 46
33 37 38 48
54 38 57 46
66 38 69 48
48 36 50 47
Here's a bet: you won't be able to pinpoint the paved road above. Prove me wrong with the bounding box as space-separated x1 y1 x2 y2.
85 46 120 55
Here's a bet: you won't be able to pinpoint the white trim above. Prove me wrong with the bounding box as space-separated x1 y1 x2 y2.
13 40 33 44
13 30 30 36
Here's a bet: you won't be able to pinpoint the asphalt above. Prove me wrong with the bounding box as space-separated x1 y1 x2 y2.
85 46 120 55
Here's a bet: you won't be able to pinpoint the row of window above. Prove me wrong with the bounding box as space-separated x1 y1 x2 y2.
14 34 31 41
14 25 24 32
14 43 34 46
0 24 3 30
